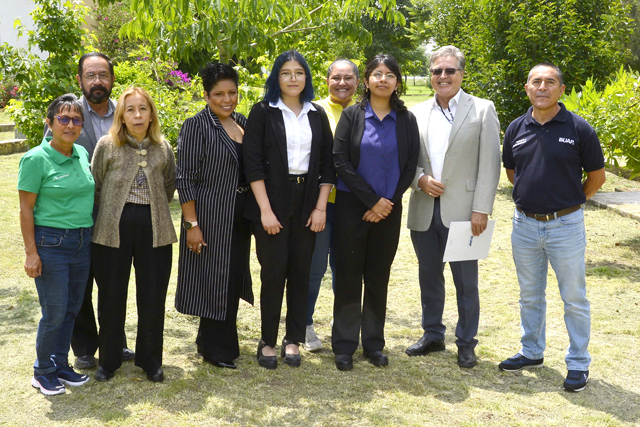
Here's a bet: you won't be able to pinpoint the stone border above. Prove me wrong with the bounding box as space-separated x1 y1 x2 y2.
0 139 28 155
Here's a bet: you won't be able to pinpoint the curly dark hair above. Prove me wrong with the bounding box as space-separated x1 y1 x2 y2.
200 63 239 94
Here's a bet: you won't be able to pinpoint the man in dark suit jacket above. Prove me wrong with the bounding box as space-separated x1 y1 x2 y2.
406 46 501 368
46 52 132 369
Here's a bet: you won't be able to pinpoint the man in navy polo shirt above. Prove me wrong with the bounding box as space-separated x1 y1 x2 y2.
499 63 605 392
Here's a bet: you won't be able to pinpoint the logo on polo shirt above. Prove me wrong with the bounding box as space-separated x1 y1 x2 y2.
513 138 527 148
559 137 575 145
52 174 70 180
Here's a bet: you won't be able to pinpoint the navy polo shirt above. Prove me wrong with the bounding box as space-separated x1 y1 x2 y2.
502 103 604 213
336 103 400 200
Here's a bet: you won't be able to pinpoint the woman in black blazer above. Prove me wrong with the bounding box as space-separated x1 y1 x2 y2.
243 50 335 369
332 54 419 371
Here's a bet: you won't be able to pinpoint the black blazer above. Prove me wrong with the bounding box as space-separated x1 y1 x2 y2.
243 101 335 226
333 103 420 208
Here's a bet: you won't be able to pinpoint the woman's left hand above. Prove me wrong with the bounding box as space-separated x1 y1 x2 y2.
306 209 326 232
186 227 207 254
362 210 382 223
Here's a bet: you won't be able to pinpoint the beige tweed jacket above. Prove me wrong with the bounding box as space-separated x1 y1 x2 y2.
91 134 177 248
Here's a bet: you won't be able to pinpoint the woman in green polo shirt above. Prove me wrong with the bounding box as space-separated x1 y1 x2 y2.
18 93 95 395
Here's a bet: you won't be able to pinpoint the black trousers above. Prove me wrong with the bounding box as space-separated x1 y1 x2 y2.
410 197 479 348
197 214 251 363
332 190 402 355
71 207 128 358
253 181 316 347
94 204 172 372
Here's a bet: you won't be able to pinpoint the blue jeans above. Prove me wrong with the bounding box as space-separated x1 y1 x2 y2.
307 202 336 325
511 208 591 371
33 226 92 375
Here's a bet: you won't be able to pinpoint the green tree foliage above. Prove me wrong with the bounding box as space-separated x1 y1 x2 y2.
362 0 428 76
410 0 633 130
0 0 89 145
91 0 141 64
563 67 640 178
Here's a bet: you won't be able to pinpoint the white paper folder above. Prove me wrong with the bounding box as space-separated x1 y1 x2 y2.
443 220 496 262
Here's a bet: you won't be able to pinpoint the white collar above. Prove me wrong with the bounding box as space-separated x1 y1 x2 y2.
270 98 316 115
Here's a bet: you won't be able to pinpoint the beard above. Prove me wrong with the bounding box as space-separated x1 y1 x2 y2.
83 84 112 104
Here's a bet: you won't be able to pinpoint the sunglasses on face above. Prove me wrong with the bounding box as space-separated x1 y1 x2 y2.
430 67 460 76
56 115 84 126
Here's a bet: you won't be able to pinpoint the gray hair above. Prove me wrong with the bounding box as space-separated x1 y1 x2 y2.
429 45 466 72
46 93 84 123
327 59 359 80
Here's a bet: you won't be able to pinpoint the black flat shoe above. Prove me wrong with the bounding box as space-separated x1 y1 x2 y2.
257 340 277 370
211 360 237 369
363 350 389 367
280 339 301 367
95 366 114 382
405 335 445 356
334 354 353 371
122 348 135 361
457 346 477 368
146 367 164 382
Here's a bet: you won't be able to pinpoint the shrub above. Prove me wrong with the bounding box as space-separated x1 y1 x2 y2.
0 80 19 109
563 67 640 178
91 0 140 64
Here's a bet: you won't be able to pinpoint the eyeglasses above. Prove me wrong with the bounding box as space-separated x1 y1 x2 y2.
56 115 84 126
430 67 460 76
371 72 397 81
280 71 306 81
82 72 111 82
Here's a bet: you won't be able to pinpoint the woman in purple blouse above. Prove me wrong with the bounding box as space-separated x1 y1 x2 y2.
331 54 419 371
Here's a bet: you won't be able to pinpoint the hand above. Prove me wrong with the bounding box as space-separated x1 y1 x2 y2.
306 209 326 232
186 227 207 254
418 175 445 197
362 209 382 223
471 212 488 236
24 252 42 278
370 198 393 219
261 210 283 235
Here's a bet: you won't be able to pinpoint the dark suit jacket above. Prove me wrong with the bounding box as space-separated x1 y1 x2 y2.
243 101 336 227
333 103 420 209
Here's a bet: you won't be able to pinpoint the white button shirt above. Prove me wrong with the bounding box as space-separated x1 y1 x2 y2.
271 98 315 175
427 89 462 182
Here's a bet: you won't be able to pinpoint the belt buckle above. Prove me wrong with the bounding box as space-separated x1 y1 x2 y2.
295 176 305 184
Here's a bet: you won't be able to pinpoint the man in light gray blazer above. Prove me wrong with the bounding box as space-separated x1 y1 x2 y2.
406 45 501 368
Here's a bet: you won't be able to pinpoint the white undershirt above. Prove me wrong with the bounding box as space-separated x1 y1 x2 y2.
427 90 462 182
271 99 315 175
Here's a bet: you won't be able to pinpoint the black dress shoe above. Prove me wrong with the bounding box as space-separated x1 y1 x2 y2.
211 361 237 369
363 350 389 367
334 354 353 371
95 366 114 382
457 346 477 368
257 340 277 370
75 355 97 370
281 339 301 367
122 348 135 361
405 335 445 356
146 367 164 382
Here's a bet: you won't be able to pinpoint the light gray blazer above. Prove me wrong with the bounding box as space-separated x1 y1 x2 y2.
407 90 501 231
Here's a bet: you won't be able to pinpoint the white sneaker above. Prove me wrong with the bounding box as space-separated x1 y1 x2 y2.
304 324 322 352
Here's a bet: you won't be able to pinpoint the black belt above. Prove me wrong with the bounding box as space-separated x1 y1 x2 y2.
517 205 581 222
288 174 307 184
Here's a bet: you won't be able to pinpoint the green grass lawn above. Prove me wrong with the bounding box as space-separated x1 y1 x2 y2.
0 109 10 124
1 151 639 426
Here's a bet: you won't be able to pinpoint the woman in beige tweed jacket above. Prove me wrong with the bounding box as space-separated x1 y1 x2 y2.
91 87 177 383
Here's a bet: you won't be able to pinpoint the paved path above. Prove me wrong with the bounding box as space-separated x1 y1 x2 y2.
589 190 640 222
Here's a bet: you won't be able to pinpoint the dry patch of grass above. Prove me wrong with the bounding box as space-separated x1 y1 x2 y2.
0 152 639 426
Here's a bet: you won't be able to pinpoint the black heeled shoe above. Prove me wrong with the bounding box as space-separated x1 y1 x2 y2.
257 340 277 369
146 367 164 382
281 339 301 367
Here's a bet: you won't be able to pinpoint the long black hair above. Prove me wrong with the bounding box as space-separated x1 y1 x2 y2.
263 50 314 104
360 54 406 112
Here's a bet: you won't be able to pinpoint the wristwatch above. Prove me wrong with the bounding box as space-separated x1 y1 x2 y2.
183 220 198 230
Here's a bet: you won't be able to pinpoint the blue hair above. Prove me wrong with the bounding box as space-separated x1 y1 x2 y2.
263 50 314 104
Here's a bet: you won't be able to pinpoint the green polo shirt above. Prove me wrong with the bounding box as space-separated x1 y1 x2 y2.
18 137 95 229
